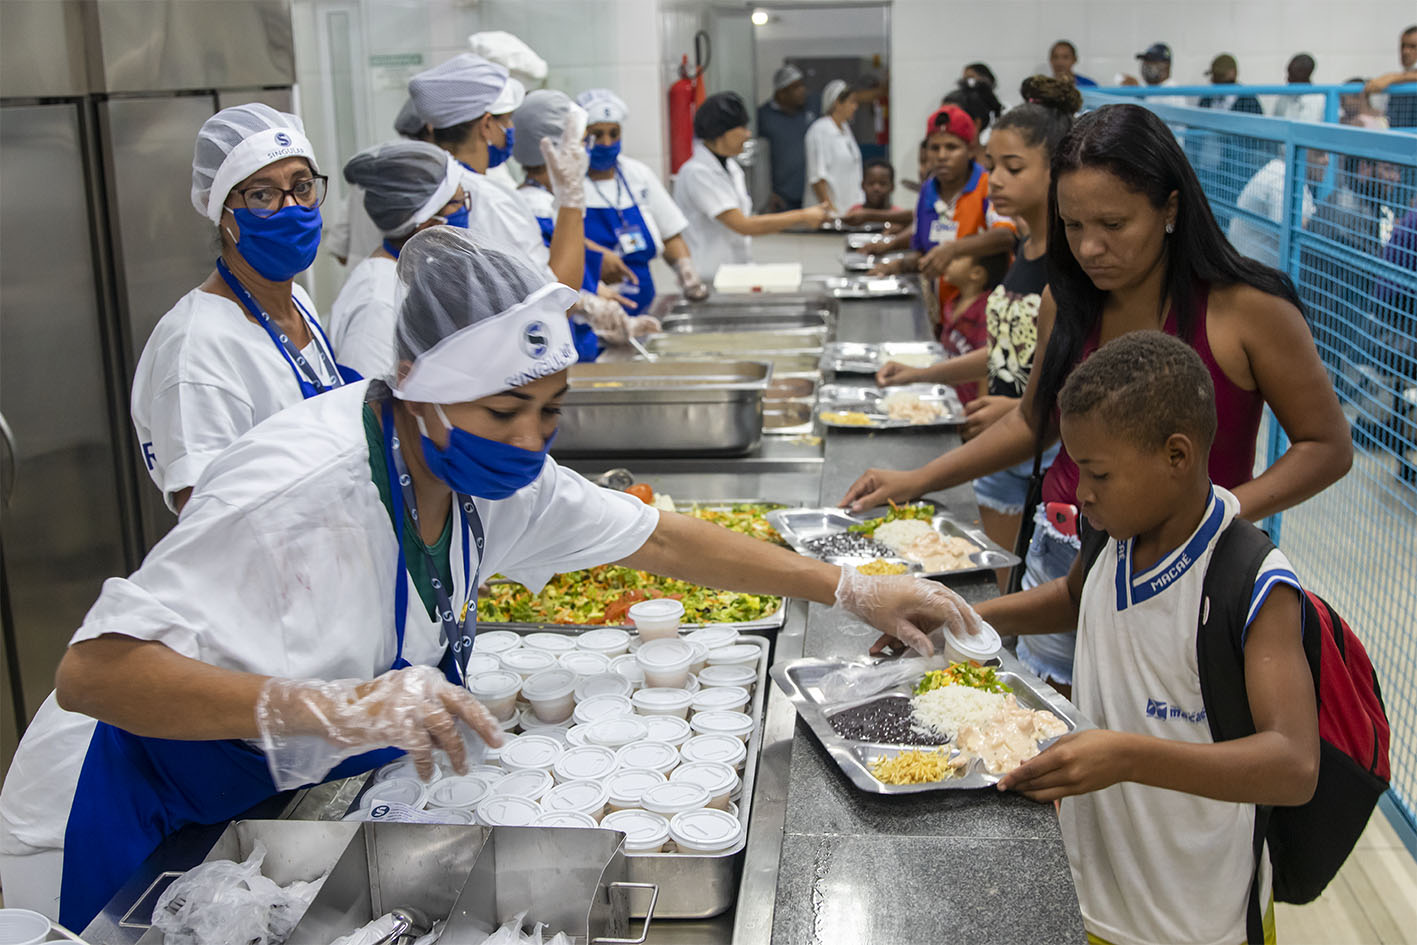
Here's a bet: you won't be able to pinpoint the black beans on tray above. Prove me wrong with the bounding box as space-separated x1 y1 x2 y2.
805 533 894 558
828 696 947 746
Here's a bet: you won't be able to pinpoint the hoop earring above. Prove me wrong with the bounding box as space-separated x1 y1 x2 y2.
1165 222 1175 234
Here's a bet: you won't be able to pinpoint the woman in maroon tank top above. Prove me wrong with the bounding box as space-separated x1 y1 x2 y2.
843 105 1351 688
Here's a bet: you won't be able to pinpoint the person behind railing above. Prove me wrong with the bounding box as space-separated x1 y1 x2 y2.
1372 197 1417 486
1365 24 1417 128
1227 149 1327 269
1197 54 1263 114
1195 54 1266 231
1048 40 1096 88
1341 76 1391 130
1272 53 1325 123
1118 43 1185 108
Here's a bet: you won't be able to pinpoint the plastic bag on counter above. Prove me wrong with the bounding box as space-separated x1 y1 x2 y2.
327 913 446 945
817 654 947 703
474 911 572 945
151 840 324 945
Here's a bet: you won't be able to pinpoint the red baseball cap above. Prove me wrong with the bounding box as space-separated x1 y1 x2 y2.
925 104 976 144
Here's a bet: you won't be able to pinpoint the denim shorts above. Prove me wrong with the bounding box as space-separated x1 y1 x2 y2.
972 443 1061 515
1015 503 1082 685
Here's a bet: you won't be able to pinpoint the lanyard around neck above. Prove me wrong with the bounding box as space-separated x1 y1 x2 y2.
588 168 637 227
216 258 343 399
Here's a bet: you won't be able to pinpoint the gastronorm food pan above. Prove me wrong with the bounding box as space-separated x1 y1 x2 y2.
658 308 832 335
816 383 964 428
650 291 838 319
642 327 828 356
802 273 919 299
820 340 945 374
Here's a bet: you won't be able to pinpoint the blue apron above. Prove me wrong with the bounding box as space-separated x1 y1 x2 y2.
57 405 483 930
584 167 658 316
527 188 603 364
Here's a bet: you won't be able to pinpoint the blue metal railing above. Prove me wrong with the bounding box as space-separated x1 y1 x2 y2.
1093 81 1417 125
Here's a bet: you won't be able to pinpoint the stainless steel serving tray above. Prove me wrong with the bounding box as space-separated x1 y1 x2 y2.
803 273 918 299
770 650 1088 794
817 383 964 428
764 504 1019 578
649 291 838 320
658 308 832 335
642 327 828 355
820 340 945 374
843 231 895 251
842 250 908 273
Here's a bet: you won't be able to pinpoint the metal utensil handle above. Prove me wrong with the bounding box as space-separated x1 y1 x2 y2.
117 870 185 928
0 410 15 507
591 882 659 945
370 912 414 945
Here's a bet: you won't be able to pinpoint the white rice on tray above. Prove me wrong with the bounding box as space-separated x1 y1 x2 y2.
910 684 1007 739
871 519 936 553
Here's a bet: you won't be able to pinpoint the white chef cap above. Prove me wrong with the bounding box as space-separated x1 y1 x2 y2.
468 31 548 85
577 88 628 125
821 79 850 115
393 227 578 404
343 141 460 238
393 96 428 138
512 90 574 168
191 103 319 224
408 54 515 130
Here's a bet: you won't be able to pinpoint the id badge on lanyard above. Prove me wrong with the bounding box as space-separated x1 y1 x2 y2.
929 205 959 245
615 223 650 256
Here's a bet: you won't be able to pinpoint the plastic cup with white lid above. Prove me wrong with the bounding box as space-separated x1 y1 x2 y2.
684 673 700 693
573 693 635 727
523 631 579 654
489 767 553 802
553 744 619 784
427 807 477 825
639 781 711 818
576 627 632 657
462 765 508 790
689 710 755 742
485 733 516 766
631 687 694 719
669 761 740 811
691 685 750 716
943 620 1003 663
697 663 756 690
374 757 442 785
574 672 634 703
628 598 685 641
604 768 668 812
0 908 53 945
564 725 591 747
686 640 710 674
497 714 520 738
669 808 744 854
541 778 611 821
499 647 559 680
600 808 671 853
463 651 503 677
636 638 694 688
467 670 522 721
362 777 429 811
642 715 693 746
609 654 645 687
426 775 491 812
706 642 759 668
518 710 573 745
472 630 522 654
616 740 680 776
520 668 578 723
583 715 649 750
559 650 612 677
499 733 564 772
680 734 748 772
476 794 543 827
684 626 739 650
535 809 598 828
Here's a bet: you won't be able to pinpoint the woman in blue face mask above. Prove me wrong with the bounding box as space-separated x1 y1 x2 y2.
129 103 357 516
576 88 710 319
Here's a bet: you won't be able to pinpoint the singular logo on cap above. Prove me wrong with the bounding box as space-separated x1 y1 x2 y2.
521 320 550 359
274 132 291 147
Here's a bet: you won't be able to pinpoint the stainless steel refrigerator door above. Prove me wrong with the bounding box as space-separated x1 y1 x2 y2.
0 0 92 96
0 103 129 763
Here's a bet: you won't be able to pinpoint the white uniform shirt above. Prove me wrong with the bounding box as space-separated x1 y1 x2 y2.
130 284 334 512
674 140 752 279
327 255 400 382
585 156 689 256
1062 486 1302 945
0 382 658 858
1227 158 1316 269
460 167 555 281
515 180 556 224
803 116 864 211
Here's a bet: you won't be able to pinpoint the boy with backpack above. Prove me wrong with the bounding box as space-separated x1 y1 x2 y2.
907 332 1388 945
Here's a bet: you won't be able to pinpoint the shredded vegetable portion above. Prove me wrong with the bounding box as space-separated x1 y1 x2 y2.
856 558 909 575
915 662 1012 695
848 501 936 536
869 748 962 784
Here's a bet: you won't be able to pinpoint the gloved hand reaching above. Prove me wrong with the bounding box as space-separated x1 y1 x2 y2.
831 567 982 656
630 314 662 337
255 664 502 791
673 257 709 301
541 103 589 211
577 291 633 345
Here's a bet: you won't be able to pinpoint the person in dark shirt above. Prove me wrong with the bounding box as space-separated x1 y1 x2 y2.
1366 25 1417 128
756 64 814 211
1197 54 1263 114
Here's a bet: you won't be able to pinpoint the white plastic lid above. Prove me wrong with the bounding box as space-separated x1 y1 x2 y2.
564 725 591 747
428 807 477 825
573 694 635 726
518 708 573 737
639 781 711 816
499 734 564 771
534 810 598 828
374 758 441 784
497 714 519 733
463 652 503 677
559 651 611 677
600 808 670 849
685 626 739 650
575 672 635 703
616 740 680 775
489 768 553 801
636 638 693 670
362 777 428 810
500 648 559 677
476 794 543 826
472 630 522 653
542 779 610 815
628 597 685 621
707 643 759 666
523 632 578 654
467 670 522 700
669 808 744 852
681 734 748 768
684 673 700 693
945 621 1003 661
686 640 710 664
642 715 693 746
609 654 645 685
604 768 667 807
426 776 491 810
486 733 516 763
584 716 649 749
576 627 632 654
631 688 695 714
697 664 756 688
462 765 508 790
520 668 578 702
690 710 755 739
670 761 739 798
553 744 619 782
692 686 750 713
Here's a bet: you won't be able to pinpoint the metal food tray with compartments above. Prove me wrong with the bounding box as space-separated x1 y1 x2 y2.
803 273 919 298
816 383 965 428
819 340 946 374
770 650 1088 794
763 505 1018 579
842 250 909 273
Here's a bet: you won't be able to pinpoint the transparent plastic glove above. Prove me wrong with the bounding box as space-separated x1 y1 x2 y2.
541 103 589 210
255 664 502 791
577 292 632 345
629 314 662 337
831 566 982 657
672 257 709 301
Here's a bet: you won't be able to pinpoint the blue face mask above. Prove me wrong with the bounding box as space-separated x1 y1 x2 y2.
230 205 322 282
587 140 622 173
417 403 550 499
487 125 515 168
442 205 469 228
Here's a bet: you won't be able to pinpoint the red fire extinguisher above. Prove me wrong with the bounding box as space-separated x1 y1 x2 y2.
668 31 711 174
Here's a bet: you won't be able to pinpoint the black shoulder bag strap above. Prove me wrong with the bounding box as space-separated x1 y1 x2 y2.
1005 437 1047 594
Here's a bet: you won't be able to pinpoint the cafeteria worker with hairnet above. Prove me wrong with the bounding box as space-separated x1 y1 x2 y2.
0 227 983 928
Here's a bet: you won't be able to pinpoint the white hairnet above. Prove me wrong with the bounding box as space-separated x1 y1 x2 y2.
343 141 459 238
468 31 548 85
392 227 578 403
577 88 628 125
512 89 573 167
773 64 804 92
191 103 318 224
393 96 427 138
489 76 526 116
821 79 850 114
408 54 510 129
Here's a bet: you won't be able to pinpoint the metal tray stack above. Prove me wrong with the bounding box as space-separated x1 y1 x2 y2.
842 250 908 273
816 383 965 428
764 376 817 437
803 273 918 299
820 340 945 374
640 328 826 375
653 293 838 335
765 505 1018 578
